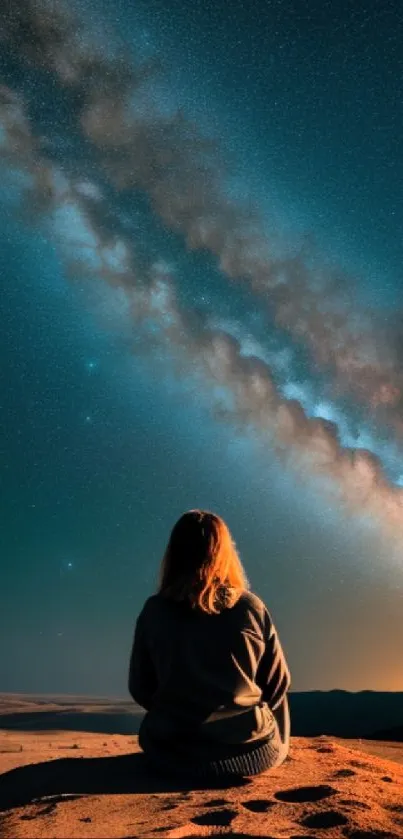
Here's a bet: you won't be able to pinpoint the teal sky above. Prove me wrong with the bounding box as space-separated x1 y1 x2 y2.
1 0 403 696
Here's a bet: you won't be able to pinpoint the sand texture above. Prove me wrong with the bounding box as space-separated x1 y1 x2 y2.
0 695 403 838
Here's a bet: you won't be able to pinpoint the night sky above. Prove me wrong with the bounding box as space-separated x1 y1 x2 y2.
1 0 403 697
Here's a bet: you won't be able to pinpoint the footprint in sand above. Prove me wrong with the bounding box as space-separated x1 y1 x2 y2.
242 799 276 812
338 799 370 810
274 784 337 803
20 804 56 820
203 798 230 807
346 831 398 838
332 768 357 778
191 807 238 827
299 810 348 829
349 759 373 769
33 794 84 804
168 833 272 839
385 803 403 813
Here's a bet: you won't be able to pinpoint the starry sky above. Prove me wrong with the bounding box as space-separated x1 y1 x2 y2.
1 0 403 697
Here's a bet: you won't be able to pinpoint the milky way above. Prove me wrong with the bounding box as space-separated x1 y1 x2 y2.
1 0 403 694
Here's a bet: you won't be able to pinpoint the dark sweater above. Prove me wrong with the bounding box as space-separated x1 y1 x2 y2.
128 589 291 758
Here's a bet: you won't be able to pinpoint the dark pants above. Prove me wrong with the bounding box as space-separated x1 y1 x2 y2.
140 697 290 779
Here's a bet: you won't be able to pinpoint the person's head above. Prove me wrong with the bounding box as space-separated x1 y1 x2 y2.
158 509 249 614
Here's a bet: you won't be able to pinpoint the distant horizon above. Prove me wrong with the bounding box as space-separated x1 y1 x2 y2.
1 689 402 744
2 688 403 702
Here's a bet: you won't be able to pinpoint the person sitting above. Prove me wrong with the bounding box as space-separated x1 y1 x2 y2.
128 509 291 779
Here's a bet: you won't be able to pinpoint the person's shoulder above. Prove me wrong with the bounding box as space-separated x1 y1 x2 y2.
232 590 272 635
237 589 267 613
138 593 161 619
139 593 191 629
235 590 271 624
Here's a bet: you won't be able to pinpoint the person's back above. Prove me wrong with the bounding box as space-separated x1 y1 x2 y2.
128 509 291 779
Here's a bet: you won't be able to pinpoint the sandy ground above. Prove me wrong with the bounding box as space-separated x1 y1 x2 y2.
0 696 402 838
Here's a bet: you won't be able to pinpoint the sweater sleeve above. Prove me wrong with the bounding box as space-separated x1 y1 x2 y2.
255 609 291 711
128 608 158 711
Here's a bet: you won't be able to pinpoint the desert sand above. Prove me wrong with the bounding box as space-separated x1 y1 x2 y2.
0 695 402 838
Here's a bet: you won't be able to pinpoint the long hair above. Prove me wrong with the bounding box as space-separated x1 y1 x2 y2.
158 509 249 614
